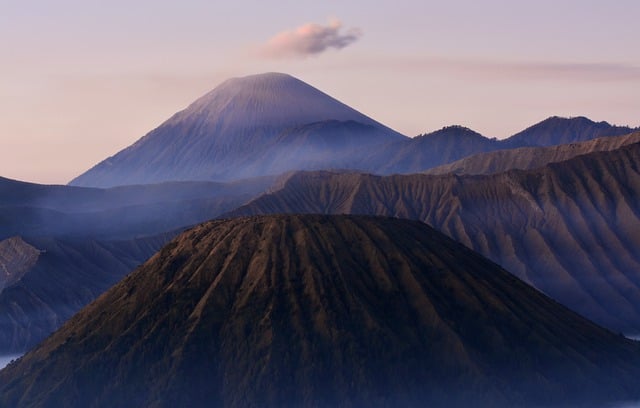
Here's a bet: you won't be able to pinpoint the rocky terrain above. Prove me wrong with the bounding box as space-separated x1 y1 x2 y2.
0 237 40 292
230 143 640 333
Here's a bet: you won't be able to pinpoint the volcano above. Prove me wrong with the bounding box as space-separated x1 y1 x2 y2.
1 215 639 407
69 73 405 187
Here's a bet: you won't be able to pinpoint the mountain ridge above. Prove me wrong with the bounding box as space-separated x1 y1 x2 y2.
229 143 640 333
427 131 640 175
503 115 637 147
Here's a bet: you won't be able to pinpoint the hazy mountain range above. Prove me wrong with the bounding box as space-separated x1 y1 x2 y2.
68 73 637 188
1 72 639 407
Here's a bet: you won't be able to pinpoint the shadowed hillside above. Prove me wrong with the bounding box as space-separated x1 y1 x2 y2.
1 215 639 408
230 144 640 333
0 175 277 353
503 116 636 147
0 234 169 352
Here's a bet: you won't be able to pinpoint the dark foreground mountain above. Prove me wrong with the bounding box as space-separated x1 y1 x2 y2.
69 73 405 187
1 215 639 408
230 143 640 333
427 131 640 175
359 125 497 174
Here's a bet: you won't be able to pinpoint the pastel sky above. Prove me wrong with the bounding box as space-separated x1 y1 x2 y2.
2 0 639 184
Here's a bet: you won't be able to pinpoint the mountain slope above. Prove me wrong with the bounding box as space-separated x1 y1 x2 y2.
230 143 640 333
503 116 636 147
0 237 40 292
358 117 637 175
69 73 405 187
1 215 639 408
0 175 275 353
427 131 640 175
360 125 498 174
0 234 169 353
0 176 274 240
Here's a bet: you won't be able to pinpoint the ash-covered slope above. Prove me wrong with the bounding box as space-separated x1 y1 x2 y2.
427 131 640 175
69 73 405 187
230 143 640 333
2 215 639 408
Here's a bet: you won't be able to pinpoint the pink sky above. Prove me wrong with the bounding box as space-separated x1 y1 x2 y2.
1 0 639 184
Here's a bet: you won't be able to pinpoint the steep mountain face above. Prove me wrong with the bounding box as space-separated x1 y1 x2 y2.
0 234 169 353
230 143 640 333
0 237 40 292
503 116 636 147
69 73 406 187
427 131 640 175
2 215 639 408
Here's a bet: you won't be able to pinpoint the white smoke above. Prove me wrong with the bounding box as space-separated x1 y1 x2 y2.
260 18 362 59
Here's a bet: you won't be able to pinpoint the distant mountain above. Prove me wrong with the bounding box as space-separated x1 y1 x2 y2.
230 143 640 333
69 73 406 187
359 125 498 174
67 71 638 185
0 237 40 292
365 117 638 175
427 131 640 175
2 215 639 407
503 116 636 147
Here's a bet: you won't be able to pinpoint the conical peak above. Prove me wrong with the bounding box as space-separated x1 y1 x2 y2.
219 72 301 89
176 72 383 131
68 73 405 188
